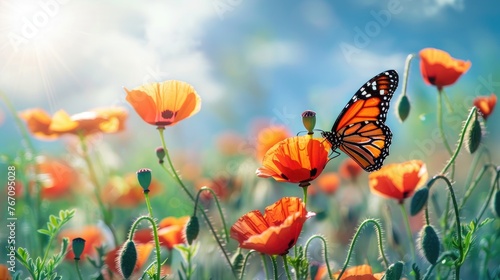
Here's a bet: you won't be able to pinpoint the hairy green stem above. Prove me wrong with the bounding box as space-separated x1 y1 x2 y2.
143 193 162 280
401 54 415 97
337 219 389 280
422 251 458 280
460 164 497 210
437 89 453 158
194 187 230 242
282 255 292 280
128 215 162 280
475 171 499 222
239 250 257 280
75 260 84 280
399 203 416 262
304 235 333 280
260 254 271 280
157 128 235 277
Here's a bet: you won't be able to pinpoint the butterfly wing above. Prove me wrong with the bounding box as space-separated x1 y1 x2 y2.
325 70 398 172
332 70 398 131
337 120 392 172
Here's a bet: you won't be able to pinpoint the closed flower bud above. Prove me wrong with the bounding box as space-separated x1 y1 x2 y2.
155 147 165 164
72 238 86 260
185 215 200 245
231 252 244 276
384 261 404 280
119 240 137 279
410 187 429 216
464 111 482 154
492 190 500 218
302 110 316 134
136 168 152 192
419 225 440 264
396 94 411 122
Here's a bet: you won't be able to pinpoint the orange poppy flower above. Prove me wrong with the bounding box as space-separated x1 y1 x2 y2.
256 136 331 186
19 107 127 140
216 132 246 156
419 48 471 90
0 264 12 280
102 173 161 207
368 160 428 204
60 226 104 260
124 80 201 128
330 265 384 280
255 125 291 161
474 93 497 120
317 172 340 195
230 197 315 255
134 216 189 250
105 242 154 277
339 158 363 182
36 158 76 200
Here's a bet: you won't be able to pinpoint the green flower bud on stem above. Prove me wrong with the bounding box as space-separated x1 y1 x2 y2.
119 240 137 279
410 187 429 216
419 225 440 264
464 111 482 154
384 261 404 280
396 94 411 122
155 147 165 164
185 215 200 245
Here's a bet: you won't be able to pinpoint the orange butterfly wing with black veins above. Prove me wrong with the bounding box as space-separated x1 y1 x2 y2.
322 70 398 172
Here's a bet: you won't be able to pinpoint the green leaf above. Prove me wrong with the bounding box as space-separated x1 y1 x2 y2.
37 229 51 236
50 214 58 227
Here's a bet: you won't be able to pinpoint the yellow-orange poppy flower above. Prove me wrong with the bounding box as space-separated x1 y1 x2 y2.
105 242 154 277
102 173 161 207
255 125 291 161
124 80 201 127
339 158 363 182
0 264 12 280
230 197 315 255
60 226 104 260
256 136 331 186
369 160 428 203
419 48 471 90
330 265 384 280
19 107 127 140
474 93 497 120
36 158 76 200
134 216 189 250
317 172 340 195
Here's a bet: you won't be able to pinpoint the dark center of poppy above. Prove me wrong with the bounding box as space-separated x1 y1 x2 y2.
310 168 317 178
287 238 295 249
402 190 411 198
281 173 289 180
427 76 436 85
156 110 178 126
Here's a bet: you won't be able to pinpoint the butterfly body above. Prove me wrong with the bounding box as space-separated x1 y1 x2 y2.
322 70 399 172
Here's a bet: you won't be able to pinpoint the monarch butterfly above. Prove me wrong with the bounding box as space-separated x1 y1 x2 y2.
321 70 399 172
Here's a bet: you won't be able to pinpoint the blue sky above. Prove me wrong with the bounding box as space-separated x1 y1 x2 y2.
1 0 499 162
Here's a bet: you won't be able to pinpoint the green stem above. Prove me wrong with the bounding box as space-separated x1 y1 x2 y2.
399 203 416 262
194 187 230 242
260 254 271 280
38 235 56 280
78 134 118 247
239 250 257 280
75 260 84 280
302 185 308 207
460 164 497 210
337 219 389 280
157 128 235 277
475 171 499 222
304 235 333 280
422 251 458 280
437 89 453 157
128 215 161 280
143 193 162 280
401 54 415 97
427 175 462 278
282 255 292 280
271 256 278 280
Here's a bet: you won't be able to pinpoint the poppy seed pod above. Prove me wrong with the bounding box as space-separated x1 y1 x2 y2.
419 225 440 264
136 168 152 192
301 110 316 134
71 238 86 260
119 240 138 279
185 216 199 245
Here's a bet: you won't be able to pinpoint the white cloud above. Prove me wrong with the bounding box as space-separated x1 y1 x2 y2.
0 0 223 112
246 40 304 68
423 0 464 16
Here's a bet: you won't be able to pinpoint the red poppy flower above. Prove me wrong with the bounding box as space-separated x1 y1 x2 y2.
19 107 127 140
102 173 161 207
60 226 104 260
36 158 76 200
124 80 201 128
368 160 428 203
255 125 291 161
419 48 471 90
339 158 363 182
317 172 340 195
0 265 12 280
230 197 315 255
474 93 497 120
331 265 384 280
134 216 189 250
256 136 331 186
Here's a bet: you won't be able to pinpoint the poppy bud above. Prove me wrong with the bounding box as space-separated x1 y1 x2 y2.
231 252 244 276
410 187 429 216
136 168 152 192
185 215 199 245
302 110 316 134
384 261 404 280
396 94 411 122
492 190 500 218
419 225 440 264
464 111 482 154
119 240 137 279
155 147 165 164
72 238 86 260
